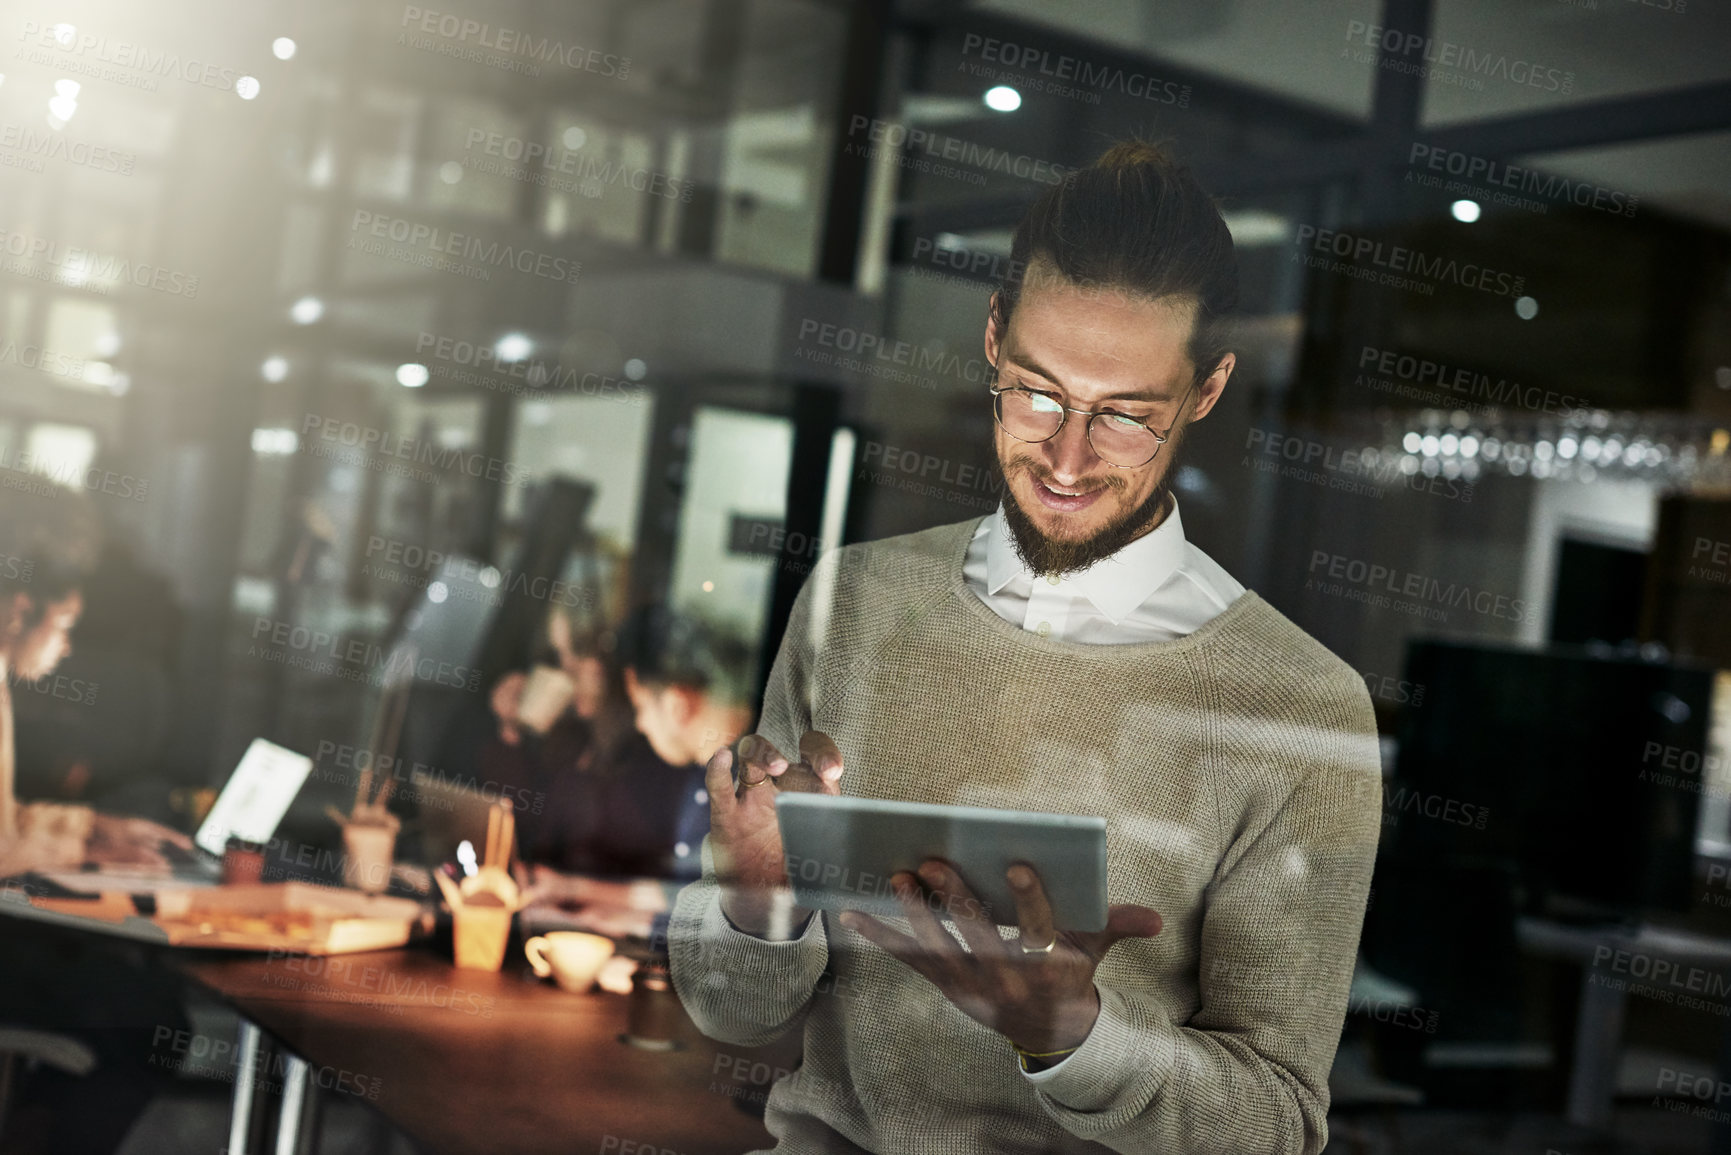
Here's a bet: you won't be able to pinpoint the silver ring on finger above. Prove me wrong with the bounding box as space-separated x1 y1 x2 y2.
1020 936 1057 954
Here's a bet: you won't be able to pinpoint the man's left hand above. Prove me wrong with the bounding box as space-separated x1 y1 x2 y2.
839 860 1163 1057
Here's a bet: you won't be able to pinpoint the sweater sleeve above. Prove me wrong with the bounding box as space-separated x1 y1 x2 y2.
665 554 834 1046
666 835 831 1046
1031 697 1383 1155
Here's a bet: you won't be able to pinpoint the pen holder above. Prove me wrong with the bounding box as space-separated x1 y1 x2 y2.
451 898 514 971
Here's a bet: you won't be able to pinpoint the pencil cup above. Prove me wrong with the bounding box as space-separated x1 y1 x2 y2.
342 821 397 895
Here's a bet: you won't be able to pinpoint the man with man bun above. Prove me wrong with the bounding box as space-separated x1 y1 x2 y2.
668 140 1382 1154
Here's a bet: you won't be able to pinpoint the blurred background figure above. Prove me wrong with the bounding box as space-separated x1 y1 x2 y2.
0 485 192 872
505 604 755 937
483 605 668 874
618 604 755 775
12 515 186 821
0 484 192 1155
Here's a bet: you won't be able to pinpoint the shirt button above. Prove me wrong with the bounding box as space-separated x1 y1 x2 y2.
1045 574 1061 586
1035 621 1052 637
695 789 708 805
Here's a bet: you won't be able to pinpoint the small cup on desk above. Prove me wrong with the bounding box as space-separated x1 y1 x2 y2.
525 931 615 992
341 820 397 895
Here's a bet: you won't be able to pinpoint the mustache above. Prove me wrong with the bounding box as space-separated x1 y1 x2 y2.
1002 453 1129 494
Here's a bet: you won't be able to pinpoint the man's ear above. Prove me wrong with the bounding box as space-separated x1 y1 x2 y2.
622 666 646 706
1189 353 1235 423
984 293 1003 370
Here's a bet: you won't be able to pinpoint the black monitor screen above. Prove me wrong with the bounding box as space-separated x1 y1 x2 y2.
1390 641 1711 915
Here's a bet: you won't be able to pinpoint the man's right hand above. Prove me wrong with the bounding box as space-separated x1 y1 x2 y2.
706 731 843 938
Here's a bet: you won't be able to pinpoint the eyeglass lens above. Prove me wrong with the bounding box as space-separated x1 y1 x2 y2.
994 389 1167 468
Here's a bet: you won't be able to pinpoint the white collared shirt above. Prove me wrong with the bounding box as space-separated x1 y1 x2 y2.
961 498 1245 645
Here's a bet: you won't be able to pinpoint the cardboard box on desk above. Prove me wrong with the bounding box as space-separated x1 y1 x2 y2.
152 882 424 954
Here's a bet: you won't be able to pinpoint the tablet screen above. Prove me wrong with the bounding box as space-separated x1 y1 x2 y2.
775 794 1108 932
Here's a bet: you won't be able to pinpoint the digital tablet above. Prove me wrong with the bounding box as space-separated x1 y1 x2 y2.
774 794 1108 932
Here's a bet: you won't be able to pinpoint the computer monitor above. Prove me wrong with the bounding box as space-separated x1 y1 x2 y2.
194 738 316 857
1389 641 1713 916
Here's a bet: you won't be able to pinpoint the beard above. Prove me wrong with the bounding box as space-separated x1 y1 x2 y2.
994 451 1176 578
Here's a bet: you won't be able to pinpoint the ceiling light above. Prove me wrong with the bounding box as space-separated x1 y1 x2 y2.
251 428 299 455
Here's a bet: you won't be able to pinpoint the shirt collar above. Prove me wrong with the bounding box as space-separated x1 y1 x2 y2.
985 496 1190 624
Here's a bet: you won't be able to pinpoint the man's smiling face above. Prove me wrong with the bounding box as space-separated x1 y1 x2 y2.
984 260 1234 576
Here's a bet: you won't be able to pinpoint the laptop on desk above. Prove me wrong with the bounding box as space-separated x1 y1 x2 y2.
193 738 315 861
33 737 315 894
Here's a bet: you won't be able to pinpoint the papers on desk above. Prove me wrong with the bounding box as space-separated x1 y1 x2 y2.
31 867 220 894
3 876 426 955
1 875 169 943
27 891 137 923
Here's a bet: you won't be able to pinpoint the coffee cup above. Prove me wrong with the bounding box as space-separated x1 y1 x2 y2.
518 665 575 735
525 931 615 992
341 821 397 895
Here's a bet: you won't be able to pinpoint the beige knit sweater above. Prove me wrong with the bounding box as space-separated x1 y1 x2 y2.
669 517 1383 1154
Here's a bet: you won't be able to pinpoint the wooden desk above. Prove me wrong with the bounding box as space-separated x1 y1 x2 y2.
174 948 782 1155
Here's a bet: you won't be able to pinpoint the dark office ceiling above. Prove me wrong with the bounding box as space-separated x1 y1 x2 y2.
949 0 1731 232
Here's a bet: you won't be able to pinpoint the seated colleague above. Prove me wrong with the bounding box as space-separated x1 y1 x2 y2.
522 606 755 935
12 528 184 812
0 489 191 874
668 141 1383 1155
0 486 191 1154
482 609 656 870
